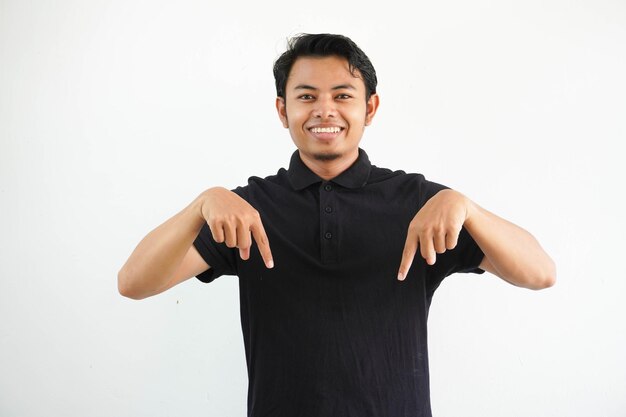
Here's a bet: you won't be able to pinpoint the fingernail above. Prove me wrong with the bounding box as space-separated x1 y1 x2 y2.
397 272 404 281
267 260 274 269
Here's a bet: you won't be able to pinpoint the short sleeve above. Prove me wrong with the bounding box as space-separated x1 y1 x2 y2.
193 222 238 283
425 226 485 296
417 178 485 293
417 176 448 208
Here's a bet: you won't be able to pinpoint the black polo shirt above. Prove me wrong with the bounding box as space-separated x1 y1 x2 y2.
194 148 484 417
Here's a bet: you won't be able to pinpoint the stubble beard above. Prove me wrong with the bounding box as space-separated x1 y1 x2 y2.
312 152 342 161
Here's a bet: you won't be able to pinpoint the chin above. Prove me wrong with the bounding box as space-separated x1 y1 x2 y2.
312 152 342 161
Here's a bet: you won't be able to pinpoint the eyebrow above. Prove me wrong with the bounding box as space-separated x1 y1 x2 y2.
293 84 357 91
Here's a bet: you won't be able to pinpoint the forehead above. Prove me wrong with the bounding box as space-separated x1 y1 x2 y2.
286 55 365 91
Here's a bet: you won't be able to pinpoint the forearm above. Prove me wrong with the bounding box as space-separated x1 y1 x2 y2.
464 200 556 290
117 193 207 299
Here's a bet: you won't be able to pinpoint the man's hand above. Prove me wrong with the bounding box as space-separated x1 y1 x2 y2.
200 187 274 268
397 189 470 281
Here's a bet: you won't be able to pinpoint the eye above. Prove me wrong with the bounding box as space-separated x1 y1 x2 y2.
298 94 314 100
336 93 352 100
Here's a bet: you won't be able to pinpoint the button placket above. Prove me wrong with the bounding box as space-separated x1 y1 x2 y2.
319 182 338 264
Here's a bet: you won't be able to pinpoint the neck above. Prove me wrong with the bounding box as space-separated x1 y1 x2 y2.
299 149 359 181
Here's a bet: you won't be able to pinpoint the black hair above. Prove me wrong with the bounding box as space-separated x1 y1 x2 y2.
273 33 378 101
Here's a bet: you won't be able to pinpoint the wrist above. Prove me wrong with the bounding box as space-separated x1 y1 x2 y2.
463 197 480 229
194 188 217 223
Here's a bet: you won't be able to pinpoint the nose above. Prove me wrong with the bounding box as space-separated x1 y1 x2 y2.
312 95 337 118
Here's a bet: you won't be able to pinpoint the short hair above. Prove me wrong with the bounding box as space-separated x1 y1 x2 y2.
273 33 378 101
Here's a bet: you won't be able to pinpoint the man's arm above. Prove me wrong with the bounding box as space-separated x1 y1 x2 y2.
398 189 556 290
467 202 555 289
118 187 274 300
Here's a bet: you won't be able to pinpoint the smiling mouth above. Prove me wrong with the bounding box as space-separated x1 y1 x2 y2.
309 126 344 134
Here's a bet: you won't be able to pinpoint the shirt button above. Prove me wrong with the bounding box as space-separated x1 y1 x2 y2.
324 184 333 191
324 206 333 213
324 232 333 239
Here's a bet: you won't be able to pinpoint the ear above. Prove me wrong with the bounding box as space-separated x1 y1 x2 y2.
364 93 380 126
276 96 289 128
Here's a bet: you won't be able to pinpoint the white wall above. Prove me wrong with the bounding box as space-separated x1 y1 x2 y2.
1 1 625 416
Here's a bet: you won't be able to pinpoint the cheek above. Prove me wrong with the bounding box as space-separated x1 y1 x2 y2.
346 107 368 127
286 108 308 128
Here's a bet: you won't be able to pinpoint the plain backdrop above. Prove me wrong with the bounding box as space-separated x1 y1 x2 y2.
1 1 625 416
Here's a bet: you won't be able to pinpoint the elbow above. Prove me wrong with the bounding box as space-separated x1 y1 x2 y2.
531 274 556 290
117 267 146 300
529 259 557 290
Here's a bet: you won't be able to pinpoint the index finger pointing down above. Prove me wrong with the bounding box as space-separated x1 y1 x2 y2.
251 222 274 269
398 234 419 281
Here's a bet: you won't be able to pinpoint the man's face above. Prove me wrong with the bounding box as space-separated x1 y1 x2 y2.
276 55 379 166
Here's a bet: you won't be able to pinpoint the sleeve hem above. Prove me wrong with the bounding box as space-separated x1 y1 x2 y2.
193 233 231 283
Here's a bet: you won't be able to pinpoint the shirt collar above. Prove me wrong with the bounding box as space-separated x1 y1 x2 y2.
287 148 372 190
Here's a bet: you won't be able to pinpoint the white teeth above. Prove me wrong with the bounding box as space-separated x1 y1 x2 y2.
310 127 342 134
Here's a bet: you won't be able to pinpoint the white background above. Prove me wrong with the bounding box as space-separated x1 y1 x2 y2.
1 1 625 416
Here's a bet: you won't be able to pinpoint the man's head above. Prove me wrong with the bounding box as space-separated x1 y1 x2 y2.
273 34 380 174
273 33 378 102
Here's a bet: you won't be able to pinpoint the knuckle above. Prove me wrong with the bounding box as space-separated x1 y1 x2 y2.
242 210 260 225
448 222 461 233
418 225 432 237
433 224 445 235
210 230 223 242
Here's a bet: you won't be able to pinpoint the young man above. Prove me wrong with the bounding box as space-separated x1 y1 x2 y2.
119 33 555 417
